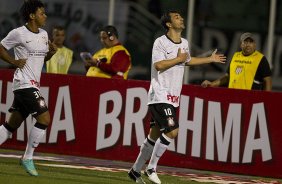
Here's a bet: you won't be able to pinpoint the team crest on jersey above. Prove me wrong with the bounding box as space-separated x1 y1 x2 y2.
235 66 244 75
167 117 175 127
42 36 48 45
38 99 46 108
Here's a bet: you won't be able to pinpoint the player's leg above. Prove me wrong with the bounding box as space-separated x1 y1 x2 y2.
0 111 25 144
132 121 160 172
145 104 179 184
19 88 50 176
22 111 50 160
147 128 178 170
0 94 28 145
128 120 160 184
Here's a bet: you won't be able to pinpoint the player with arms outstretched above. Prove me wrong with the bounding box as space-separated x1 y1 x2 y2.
0 0 56 176
128 10 226 184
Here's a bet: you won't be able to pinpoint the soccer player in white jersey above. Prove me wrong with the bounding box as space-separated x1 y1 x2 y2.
0 0 57 176
128 10 226 184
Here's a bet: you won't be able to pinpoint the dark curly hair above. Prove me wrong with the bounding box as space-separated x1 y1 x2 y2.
161 10 180 32
20 0 45 22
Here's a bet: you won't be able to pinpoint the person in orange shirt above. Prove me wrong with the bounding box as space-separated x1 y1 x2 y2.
84 25 131 79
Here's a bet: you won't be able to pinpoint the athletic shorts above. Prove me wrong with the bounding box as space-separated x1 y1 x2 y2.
9 88 48 118
148 103 179 133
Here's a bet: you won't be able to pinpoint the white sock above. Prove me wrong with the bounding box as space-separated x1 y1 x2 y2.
132 137 155 172
147 134 172 170
0 125 12 145
23 126 46 160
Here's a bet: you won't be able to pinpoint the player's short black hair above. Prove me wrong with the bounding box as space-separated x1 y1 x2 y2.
100 25 119 38
20 0 45 22
161 10 181 31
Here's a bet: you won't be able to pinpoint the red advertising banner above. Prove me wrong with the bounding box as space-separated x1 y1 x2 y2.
1 69 282 178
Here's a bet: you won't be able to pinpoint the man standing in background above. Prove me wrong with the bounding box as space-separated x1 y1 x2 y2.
46 25 73 74
201 32 272 91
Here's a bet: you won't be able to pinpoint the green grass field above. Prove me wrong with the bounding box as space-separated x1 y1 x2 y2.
0 149 281 184
0 156 201 184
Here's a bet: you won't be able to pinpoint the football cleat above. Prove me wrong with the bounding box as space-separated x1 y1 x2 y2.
20 158 39 176
144 167 161 184
128 168 146 184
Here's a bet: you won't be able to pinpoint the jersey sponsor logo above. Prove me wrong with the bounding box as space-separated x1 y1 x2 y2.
28 51 47 57
234 59 252 64
30 80 40 88
235 66 243 75
167 95 179 103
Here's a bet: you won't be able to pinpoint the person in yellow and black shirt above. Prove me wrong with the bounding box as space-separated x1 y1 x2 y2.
46 26 73 74
84 25 131 79
201 32 272 91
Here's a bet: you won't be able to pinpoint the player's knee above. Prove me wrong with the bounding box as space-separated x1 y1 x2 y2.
165 128 179 139
149 127 160 141
36 111 51 126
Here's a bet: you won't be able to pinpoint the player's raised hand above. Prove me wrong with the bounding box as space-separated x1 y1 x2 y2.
48 40 57 55
210 49 226 63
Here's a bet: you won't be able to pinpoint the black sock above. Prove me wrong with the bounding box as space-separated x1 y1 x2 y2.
34 122 48 130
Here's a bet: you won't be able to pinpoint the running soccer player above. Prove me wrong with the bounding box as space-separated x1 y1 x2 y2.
0 0 57 176
128 10 226 184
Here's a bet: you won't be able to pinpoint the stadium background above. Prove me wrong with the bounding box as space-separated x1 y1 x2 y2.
1 0 282 181
0 0 281 90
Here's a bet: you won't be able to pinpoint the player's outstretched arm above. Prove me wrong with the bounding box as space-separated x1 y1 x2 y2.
187 49 226 66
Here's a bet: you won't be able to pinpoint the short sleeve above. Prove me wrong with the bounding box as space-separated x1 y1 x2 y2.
184 39 191 63
255 56 272 80
1 29 21 50
152 38 166 64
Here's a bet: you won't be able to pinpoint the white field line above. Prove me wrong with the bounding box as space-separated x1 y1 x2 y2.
0 153 279 184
